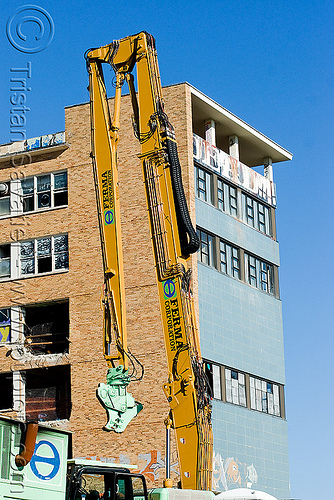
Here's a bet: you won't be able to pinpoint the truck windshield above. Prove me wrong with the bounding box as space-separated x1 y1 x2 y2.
76 472 146 500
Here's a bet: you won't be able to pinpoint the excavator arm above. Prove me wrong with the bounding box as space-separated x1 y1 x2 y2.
86 32 213 490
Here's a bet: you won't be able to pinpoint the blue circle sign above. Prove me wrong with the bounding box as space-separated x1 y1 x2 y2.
104 210 114 225
163 279 176 299
30 440 60 481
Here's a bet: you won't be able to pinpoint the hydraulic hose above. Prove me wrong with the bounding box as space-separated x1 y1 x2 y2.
15 422 38 468
165 135 200 257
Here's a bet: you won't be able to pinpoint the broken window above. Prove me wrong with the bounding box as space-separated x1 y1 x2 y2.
211 364 221 399
0 235 69 280
20 234 69 277
204 361 214 398
0 308 11 343
203 359 284 417
25 365 71 421
24 301 69 355
203 361 221 400
225 368 247 407
250 376 280 417
0 373 13 410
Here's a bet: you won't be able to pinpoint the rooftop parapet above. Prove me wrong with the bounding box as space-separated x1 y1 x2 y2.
0 132 67 166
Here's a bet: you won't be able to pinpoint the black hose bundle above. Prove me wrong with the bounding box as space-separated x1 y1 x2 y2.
162 119 200 257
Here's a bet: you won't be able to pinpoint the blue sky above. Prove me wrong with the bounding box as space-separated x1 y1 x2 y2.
1 1 333 499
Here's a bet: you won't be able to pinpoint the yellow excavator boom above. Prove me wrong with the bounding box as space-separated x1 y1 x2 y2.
86 31 213 490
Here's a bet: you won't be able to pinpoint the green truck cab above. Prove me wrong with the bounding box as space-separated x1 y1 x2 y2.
0 417 215 500
0 417 147 500
66 459 147 500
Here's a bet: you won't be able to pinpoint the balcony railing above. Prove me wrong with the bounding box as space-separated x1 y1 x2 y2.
193 134 276 207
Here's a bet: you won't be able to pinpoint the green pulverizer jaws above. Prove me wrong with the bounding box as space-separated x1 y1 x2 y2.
97 366 143 433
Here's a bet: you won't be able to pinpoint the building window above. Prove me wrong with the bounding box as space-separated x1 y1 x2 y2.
20 235 68 277
204 361 221 400
216 179 239 218
204 360 284 418
225 368 247 407
260 261 271 292
250 376 280 416
24 301 69 355
21 171 68 213
195 165 275 238
195 166 212 203
219 241 227 274
258 203 266 233
0 373 13 410
231 247 240 279
219 240 240 279
245 196 254 227
0 245 10 278
197 229 214 267
217 179 224 211
0 309 11 343
0 235 68 281
197 228 277 293
248 255 257 287
0 171 67 218
257 201 271 235
25 365 71 422
242 193 272 236
0 182 10 216
228 186 238 217
245 253 274 295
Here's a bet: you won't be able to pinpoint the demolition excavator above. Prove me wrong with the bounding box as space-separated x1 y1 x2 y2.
85 32 213 491
0 32 280 500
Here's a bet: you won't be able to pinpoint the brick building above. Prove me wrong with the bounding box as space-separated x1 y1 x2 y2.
0 83 291 498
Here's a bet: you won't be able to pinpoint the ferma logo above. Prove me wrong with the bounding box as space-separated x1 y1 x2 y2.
163 279 177 300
